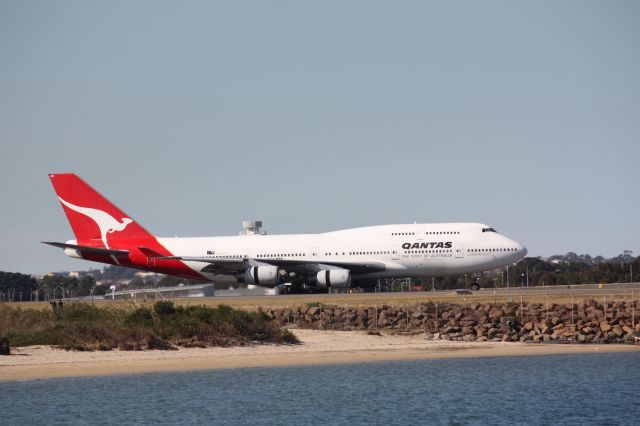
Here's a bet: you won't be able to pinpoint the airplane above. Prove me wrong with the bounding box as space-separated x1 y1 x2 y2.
44 173 528 291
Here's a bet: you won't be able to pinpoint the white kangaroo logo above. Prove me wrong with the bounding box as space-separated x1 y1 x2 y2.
58 197 133 249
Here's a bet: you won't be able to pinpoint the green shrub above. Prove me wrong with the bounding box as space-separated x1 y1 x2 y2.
154 301 176 316
125 307 154 327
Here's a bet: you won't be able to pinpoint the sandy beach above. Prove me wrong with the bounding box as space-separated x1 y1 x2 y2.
1 329 638 382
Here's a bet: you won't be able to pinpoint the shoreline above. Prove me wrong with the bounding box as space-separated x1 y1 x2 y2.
1 329 638 382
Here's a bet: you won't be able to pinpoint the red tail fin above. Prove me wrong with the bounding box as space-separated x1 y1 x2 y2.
49 173 154 248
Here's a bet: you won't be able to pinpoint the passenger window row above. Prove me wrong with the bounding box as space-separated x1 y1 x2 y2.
348 251 392 255
257 253 305 258
392 231 460 235
468 248 517 252
254 251 397 258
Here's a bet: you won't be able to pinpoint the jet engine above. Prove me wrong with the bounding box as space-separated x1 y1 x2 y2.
316 269 351 288
239 266 279 286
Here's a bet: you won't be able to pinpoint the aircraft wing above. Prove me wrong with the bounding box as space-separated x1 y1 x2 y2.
158 256 248 273
255 258 387 274
158 256 386 274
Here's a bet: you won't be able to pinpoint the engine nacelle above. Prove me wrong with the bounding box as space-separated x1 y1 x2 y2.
316 269 351 288
239 266 279 286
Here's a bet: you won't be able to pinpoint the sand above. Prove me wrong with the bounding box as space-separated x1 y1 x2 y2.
1 329 638 382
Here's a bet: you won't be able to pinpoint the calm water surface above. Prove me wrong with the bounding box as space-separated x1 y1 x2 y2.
2 352 639 425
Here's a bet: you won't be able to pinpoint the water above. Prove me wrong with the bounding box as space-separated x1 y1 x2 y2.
2 353 639 425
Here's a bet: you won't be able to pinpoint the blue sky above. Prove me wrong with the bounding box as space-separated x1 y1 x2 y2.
1 1 638 274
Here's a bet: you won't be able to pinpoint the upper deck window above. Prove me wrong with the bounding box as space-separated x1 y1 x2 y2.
482 227 497 233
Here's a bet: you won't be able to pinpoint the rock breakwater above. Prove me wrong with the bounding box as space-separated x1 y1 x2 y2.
266 299 640 344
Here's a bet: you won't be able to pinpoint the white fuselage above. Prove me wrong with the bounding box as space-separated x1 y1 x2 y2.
159 222 527 283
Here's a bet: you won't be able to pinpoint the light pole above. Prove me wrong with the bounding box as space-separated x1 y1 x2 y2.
506 265 510 288
533 266 536 286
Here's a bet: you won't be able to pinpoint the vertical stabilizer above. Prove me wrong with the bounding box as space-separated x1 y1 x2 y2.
48 173 153 248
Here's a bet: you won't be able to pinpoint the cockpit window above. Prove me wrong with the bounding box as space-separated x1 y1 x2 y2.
482 227 497 233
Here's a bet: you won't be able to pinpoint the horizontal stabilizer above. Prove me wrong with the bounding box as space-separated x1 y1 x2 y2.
42 241 129 257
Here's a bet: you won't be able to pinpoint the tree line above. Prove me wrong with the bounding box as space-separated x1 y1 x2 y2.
432 256 639 290
0 270 205 302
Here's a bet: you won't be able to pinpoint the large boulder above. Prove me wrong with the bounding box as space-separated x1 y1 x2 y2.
412 312 425 320
599 321 612 333
489 309 505 320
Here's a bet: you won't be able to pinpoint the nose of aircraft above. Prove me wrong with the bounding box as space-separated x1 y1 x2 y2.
518 243 527 258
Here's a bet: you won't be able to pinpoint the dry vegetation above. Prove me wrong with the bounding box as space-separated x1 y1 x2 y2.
0 302 297 351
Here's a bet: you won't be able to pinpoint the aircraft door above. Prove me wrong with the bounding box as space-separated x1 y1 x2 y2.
455 242 464 258
391 248 400 260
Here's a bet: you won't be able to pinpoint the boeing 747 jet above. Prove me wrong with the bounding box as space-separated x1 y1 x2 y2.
45 174 527 291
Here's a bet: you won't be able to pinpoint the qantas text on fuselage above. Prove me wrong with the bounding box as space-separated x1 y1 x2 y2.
44 174 527 290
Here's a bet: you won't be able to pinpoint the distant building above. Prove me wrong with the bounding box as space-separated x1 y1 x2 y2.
239 220 267 235
134 271 160 279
